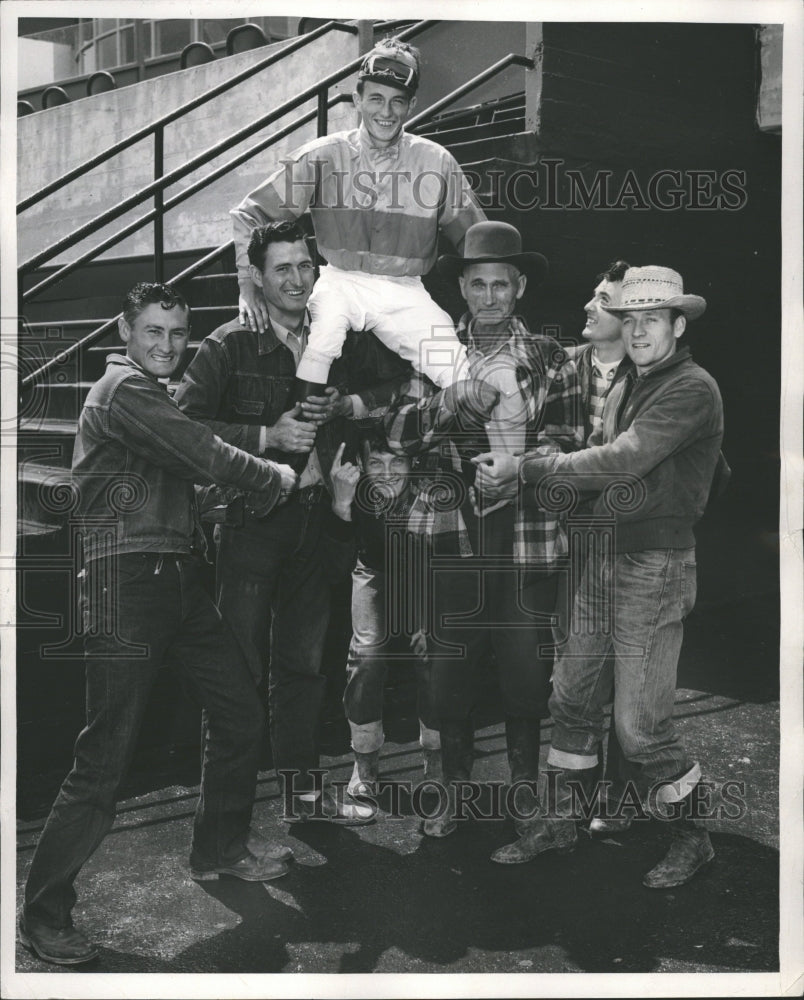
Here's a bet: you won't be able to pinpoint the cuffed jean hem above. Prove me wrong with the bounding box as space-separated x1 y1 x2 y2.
419 723 441 750
547 746 599 770
649 761 702 812
349 720 384 754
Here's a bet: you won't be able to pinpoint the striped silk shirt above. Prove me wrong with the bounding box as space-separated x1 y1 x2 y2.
231 126 486 286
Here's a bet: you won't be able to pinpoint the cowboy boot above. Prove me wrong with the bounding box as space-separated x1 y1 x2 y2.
347 750 380 799
284 378 328 413
643 788 714 889
422 719 473 838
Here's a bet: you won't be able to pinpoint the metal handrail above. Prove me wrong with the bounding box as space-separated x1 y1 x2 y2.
18 19 436 284
407 53 532 129
17 20 359 215
22 93 353 306
20 42 530 390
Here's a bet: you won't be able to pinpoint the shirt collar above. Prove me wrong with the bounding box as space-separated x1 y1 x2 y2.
358 123 403 164
459 312 520 359
257 311 310 355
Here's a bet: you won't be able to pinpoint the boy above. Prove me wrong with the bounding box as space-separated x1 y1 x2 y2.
343 429 440 797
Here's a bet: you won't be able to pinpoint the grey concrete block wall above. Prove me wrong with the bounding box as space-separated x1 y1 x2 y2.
18 31 360 266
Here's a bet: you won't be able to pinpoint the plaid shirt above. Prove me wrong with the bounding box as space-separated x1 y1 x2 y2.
383 314 585 567
566 343 630 445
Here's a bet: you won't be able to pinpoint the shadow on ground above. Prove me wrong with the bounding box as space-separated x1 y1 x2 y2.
37 816 777 976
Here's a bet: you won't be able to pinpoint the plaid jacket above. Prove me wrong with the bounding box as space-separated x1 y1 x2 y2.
383 314 585 567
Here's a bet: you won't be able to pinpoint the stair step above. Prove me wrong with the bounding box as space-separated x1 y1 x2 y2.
17 462 75 532
419 117 524 148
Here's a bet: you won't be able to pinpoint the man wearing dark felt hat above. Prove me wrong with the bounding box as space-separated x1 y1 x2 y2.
383 220 585 851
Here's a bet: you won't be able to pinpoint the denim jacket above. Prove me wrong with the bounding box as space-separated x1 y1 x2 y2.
73 354 283 562
174 316 412 484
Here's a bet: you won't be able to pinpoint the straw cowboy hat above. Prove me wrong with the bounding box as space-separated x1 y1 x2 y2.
602 266 707 320
437 221 549 284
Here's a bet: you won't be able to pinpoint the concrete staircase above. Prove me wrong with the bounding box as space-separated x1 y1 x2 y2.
17 93 530 542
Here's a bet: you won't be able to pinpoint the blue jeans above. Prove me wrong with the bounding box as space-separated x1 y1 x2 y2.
24 553 264 929
548 547 698 793
216 497 330 791
344 559 439 753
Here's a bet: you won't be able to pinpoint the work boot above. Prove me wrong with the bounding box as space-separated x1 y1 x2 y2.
643 825 714 889
19 914 98 966
422 720 473 838
491 816 578 864
247 826 295 862
347 750 380 799
190 849 289 882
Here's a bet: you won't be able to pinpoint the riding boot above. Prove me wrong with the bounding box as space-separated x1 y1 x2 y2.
422 719 473 839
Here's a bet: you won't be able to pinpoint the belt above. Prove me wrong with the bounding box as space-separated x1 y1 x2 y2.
289 484 327 509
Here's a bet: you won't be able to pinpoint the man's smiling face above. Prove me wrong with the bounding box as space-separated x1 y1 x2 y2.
353 81 414 147
119 303 189 378
621 307 686 374
582 278 624 345
250 239 315 328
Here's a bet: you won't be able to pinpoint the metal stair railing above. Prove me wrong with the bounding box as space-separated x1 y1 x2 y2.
18 19 437 299
20 44 532 391
17 20 358 215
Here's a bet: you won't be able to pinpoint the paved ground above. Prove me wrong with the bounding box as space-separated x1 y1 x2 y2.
14 689 779 977
12 508 787 986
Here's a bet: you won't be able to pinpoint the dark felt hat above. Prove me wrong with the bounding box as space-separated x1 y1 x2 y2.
437 221 548 284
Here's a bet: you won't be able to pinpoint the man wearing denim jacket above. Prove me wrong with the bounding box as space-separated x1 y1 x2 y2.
478 266 724 888
20 284 298 967
174 222 410 826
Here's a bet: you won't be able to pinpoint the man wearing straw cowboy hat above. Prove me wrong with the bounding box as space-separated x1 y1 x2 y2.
477 265 724 887
383 220 584 848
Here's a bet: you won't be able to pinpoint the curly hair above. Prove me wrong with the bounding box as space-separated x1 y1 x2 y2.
122 283 189 326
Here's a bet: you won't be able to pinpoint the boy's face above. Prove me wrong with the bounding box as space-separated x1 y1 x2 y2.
364 449 411 502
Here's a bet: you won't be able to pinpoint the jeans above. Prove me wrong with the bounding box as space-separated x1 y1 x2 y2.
548 547 698 794
216 497 330 791
344 559 439 753
428 506 557 723
24 553 263 929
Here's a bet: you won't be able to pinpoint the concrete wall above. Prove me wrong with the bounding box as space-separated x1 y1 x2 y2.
18 20 530 267
18 37 75 91
18 30 360 265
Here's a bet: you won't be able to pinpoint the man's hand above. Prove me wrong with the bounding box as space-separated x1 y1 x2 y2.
329 441 360 520
245 462 299 516
263 404 316 453
238 284 269 334
300 386 354 426
472 451 520 500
